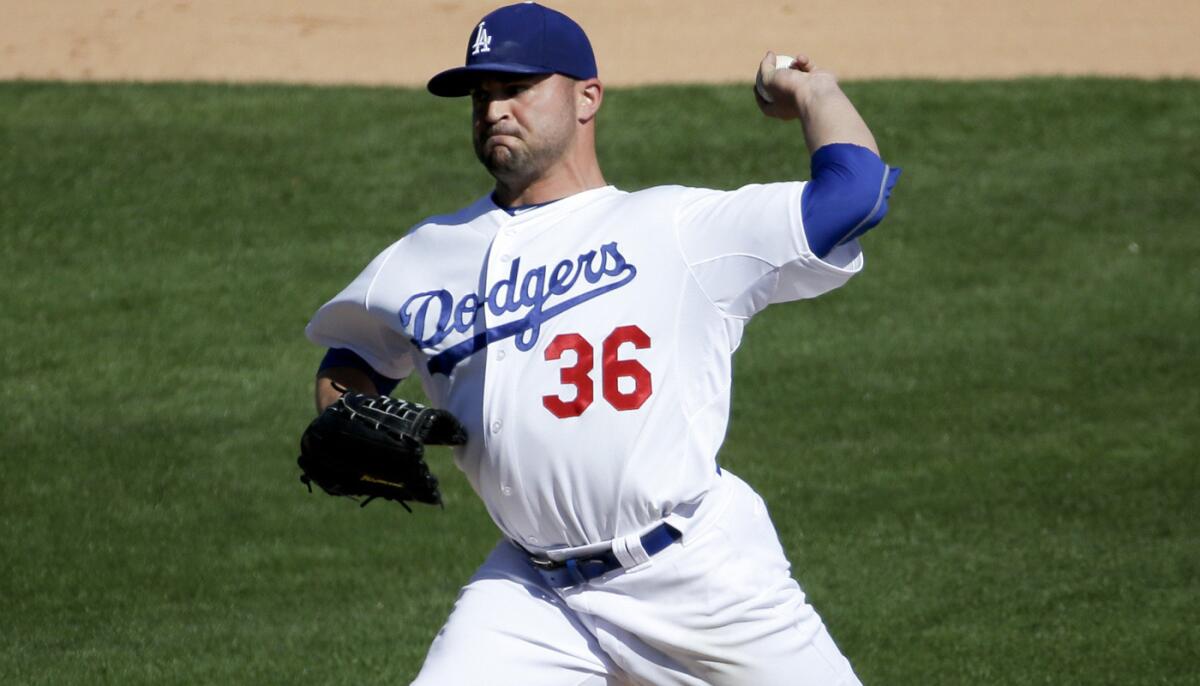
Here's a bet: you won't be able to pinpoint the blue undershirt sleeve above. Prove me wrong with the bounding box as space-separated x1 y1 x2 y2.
318 348 402 396
800 143 902 259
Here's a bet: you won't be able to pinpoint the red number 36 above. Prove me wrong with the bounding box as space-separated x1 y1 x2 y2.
542 325 652 418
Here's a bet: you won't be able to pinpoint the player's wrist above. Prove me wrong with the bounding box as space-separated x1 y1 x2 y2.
797 71 840 115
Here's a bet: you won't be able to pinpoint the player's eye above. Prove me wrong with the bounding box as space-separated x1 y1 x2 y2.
471 92 494 111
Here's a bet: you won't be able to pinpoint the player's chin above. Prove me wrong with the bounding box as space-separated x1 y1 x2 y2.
480 135 519 157
478 144 525 175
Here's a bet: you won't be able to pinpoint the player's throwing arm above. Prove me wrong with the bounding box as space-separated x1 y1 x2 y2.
755 51 880 154
754 50 900 259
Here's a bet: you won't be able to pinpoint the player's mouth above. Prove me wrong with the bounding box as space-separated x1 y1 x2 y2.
480 134 521 157
480 126 521 143
485 133 517 145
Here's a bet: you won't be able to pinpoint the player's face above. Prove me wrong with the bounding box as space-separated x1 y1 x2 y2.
470 74 578 184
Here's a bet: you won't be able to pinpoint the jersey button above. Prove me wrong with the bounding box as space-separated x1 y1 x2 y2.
495 349 506 361
499 254 512 263
491 420 503 433
501 485 513 496
526 536 539 545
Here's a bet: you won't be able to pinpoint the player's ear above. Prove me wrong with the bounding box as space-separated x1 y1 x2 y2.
576 78 603 123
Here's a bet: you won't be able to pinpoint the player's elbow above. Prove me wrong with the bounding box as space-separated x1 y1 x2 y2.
800 143 901 258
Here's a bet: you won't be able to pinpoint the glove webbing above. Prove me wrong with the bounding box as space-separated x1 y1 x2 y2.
341 394 433 439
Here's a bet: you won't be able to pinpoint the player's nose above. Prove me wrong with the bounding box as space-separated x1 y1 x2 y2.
474 97 511 127
471 79 517 123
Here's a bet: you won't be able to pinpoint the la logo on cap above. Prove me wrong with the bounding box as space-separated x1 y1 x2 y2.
471 21 493 55
427 3 597 97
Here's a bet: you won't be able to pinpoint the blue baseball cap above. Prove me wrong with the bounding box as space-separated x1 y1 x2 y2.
427 2 598 98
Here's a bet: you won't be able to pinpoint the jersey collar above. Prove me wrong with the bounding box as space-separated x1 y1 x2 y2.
485 185 619 220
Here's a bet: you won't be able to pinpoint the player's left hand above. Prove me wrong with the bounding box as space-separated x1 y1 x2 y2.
297 391 467 511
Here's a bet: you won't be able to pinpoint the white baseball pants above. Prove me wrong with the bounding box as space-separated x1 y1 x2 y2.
412 471 863 685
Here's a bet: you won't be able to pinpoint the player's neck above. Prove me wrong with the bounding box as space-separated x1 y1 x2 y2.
492 151 606 208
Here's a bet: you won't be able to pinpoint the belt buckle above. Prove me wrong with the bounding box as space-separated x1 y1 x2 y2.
529 556 562 570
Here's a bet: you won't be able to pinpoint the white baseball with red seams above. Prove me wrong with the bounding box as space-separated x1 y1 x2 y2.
306 181 861 553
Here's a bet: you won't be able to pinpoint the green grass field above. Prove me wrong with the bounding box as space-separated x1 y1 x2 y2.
1 78 1197 685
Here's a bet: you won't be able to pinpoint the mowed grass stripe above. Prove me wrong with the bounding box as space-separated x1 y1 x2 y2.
0 79 1196 685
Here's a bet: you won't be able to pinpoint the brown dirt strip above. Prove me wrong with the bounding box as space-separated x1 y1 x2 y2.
2 1 1197 86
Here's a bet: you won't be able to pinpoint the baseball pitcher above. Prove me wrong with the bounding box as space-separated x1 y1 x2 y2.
300 3 900 683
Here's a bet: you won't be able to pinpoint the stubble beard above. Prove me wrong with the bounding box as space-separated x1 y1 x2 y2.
476 121 573 189
478 140 535 184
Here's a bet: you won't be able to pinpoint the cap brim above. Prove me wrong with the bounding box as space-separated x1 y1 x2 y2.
427 63 553 97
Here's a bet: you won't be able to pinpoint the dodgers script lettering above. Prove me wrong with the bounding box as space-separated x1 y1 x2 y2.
399 242 637 375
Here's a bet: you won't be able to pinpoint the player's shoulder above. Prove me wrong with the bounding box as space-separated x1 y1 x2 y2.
624 184 715 201
380 194 496 256
611 184 727 214
629 181 811 214
622 182 796 206
404 194 496 239
347 195 493 279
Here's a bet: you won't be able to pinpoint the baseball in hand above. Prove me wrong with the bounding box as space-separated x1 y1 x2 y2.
755 54 796 104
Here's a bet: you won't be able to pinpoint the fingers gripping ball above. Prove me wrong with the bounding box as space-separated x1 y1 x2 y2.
755 54 797 104
297 392 468 511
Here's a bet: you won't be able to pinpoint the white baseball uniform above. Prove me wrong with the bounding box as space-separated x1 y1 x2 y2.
307 181 866 685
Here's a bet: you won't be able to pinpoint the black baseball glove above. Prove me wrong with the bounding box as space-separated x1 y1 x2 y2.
297 390 467 510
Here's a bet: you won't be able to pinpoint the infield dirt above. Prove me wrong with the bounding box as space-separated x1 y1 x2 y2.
2 0 1198 85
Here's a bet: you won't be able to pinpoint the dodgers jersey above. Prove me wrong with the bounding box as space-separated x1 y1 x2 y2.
306 183 863 552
